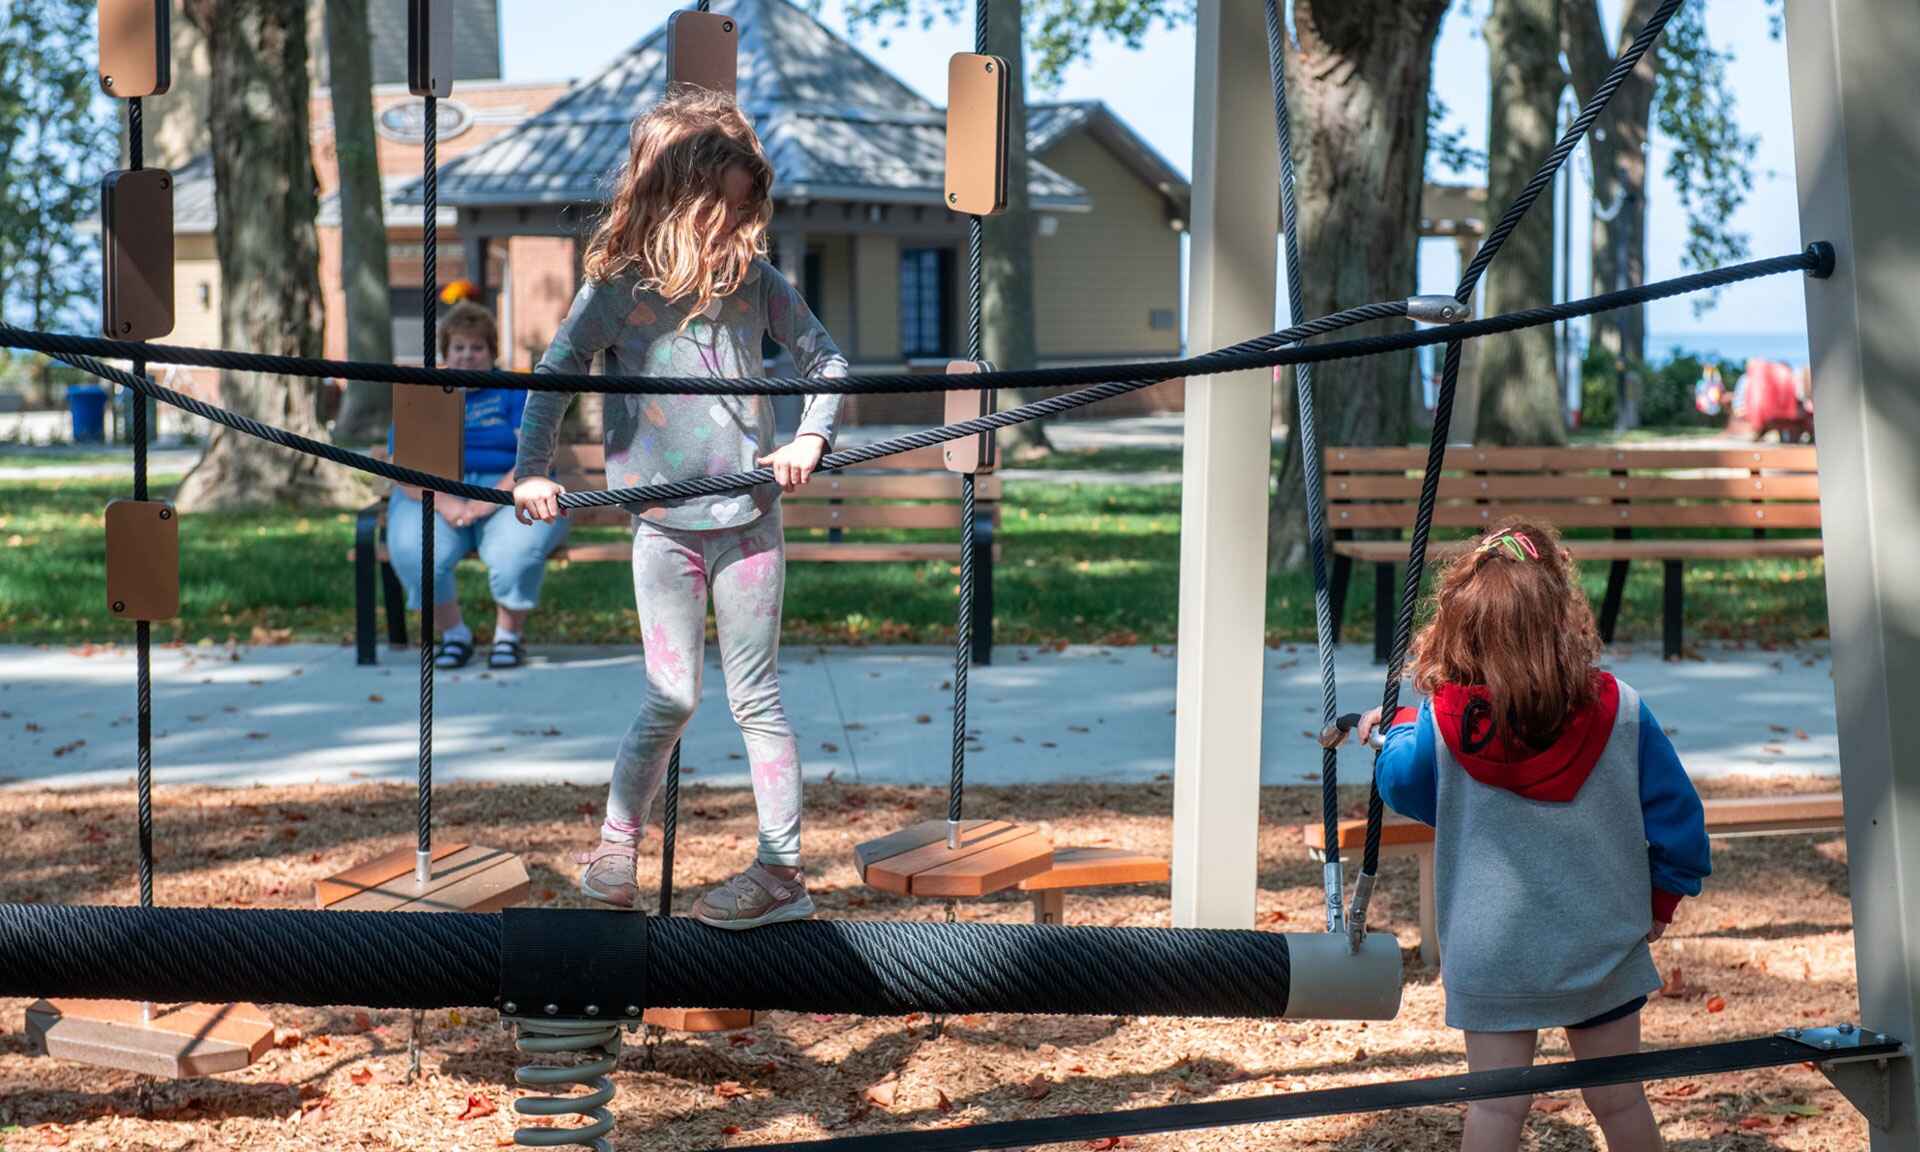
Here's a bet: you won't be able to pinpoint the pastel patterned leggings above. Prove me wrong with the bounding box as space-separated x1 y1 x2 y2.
605 507 801 866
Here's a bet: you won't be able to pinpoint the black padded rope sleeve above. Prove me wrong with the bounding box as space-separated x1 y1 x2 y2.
0 904 1293 1019
1361 0 1690 886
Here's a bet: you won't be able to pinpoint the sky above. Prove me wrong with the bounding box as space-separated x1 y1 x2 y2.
497 0 1811 359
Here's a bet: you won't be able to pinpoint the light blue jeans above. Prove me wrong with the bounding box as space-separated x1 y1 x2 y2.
386 475 570 612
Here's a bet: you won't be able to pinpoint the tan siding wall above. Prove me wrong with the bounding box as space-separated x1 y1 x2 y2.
816 234 854 349
853 234 900 363
1031 132 1181 359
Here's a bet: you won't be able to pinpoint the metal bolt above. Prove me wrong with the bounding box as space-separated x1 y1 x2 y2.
585 1005 600 1017
544 1004 559 1016
626 1005 641 1018
1785 1028 1802 1038
121 322 133 335
948 192 958 204
159 508 172 520
103 75 115 89
1822 1039 1836 1049
723 20 734 31
113 601 126 613
985 61 994 73
159 177 169 191
1840 1023 1856 1034
503 1001 518 1015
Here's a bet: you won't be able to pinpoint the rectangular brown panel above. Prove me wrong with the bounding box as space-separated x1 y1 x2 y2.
667 10 739 95
945 53 1009 216
101 168 175 341
942 361 997 474
392 385 465 480
408 0 454 97
105 499 178 622
98 0 169 98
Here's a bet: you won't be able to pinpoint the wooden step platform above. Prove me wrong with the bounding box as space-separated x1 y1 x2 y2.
26 999 275 1078
856 819 1053 898
317 842 530 912
1017 846 1170 924
643 1007 759 1033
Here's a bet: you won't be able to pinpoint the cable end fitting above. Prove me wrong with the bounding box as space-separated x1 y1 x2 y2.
1805 241 1837 280
1407 295 1471 325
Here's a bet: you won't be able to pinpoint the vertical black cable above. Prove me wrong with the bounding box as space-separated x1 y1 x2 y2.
417 94 439 870
659 744 681 913
948 2 989 836
1361 0 1688 882
1262 0 1341 927
128 97 154 911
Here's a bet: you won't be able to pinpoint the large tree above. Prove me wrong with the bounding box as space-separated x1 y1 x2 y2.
1470 0 1565 446
322 0 396 443
1268 1 1449 566
175 0 365 510
0 0 116 407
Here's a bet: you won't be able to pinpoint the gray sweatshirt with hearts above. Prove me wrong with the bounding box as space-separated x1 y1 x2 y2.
512 259 847 532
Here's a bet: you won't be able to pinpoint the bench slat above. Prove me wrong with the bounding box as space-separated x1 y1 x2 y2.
1017 847 1170 892
1331 537 1825 563
1325 446 1819 472
1330 503 1822 530
1330 475 1821 501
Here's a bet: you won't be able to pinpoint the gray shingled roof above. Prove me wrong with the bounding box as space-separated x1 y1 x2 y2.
405 0 1087 211
170 153 217 234
1029 100 1190 216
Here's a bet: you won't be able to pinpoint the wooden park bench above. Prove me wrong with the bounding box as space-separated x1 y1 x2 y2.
1302 792 1845 966
352 442 1001 664
1322 445 1823 661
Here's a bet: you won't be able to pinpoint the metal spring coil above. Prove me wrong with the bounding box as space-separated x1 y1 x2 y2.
512 1019 622 1150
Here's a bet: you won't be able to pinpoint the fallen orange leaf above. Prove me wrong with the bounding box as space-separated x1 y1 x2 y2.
721 1125 743 1136
715 1080 749 1099
349 1066 373 1087
1706 995 1727 1013
865 1081 898 1109
458 1094 498 1121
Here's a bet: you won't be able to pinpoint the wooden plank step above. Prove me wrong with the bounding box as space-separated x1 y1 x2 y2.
318 843 530 913
857 819 1054 897
1017 847 1170 892
27 999 275 1078
643 1008 759 1032
1302 793 1845 852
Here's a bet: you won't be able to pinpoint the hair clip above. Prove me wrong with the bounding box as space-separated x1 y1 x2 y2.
1477 531 1539 561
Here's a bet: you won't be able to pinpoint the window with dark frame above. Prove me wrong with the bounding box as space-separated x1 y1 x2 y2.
900 246 954 359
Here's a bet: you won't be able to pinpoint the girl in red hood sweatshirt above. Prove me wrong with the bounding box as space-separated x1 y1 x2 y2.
1356 520 1709 1152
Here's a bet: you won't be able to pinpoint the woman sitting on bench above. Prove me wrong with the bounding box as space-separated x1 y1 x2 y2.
387 294 570 669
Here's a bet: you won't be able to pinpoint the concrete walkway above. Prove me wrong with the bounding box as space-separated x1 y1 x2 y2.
1 640 1838 791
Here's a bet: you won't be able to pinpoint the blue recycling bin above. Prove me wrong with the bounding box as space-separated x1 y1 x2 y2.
68 384 108 443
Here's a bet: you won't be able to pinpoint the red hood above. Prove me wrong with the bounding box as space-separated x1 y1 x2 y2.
1433 672 1619 802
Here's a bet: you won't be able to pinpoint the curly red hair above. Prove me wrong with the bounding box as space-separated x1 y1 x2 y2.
1410 519 1602 750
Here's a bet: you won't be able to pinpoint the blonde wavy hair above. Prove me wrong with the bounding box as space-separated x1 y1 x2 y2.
581 88 773 327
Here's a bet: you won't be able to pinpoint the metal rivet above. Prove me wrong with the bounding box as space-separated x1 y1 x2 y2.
159 508 172 520
121 323 133 335
723 20 734 31
103 75 115 88
503 1001 518 1015
948 192 958 204
626 1005 641 1017
112 601 126 613
585 1005 600 1017
544 1004 559 1016
984 61 994 73
159 177 169 191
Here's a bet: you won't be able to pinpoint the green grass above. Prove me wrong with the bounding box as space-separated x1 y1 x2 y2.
0 471 1830 648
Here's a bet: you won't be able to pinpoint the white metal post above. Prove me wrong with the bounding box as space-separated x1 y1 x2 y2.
1784 0 1920 1144
1171 0 1278 930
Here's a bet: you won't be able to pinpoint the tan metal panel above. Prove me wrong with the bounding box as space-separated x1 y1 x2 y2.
945 54 1009 216
105 499 178 621
408 0 455 97
101 169 175 341
667 11 738 95
98 0 169 98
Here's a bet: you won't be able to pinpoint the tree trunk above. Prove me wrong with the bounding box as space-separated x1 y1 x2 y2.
323 0 395 443
1471 0 1566 446
1269 0 1448 569
979 0 1050 453
175 0 368 511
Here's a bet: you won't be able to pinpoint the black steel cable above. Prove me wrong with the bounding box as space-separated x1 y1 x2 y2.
1360 0 1690 889
949 5 988 831
416 95 440 868
1262 0 1341 918
127 95 154 912
659 744 681 914
20 254 1814 516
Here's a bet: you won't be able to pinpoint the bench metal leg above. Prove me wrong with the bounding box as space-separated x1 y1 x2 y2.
1598 560 1630 645
1373 563 1395 665
382 560 408 649
1416 844 1438 969
1031 890 1065 925
354 501 382 666
1329 552 1352 645
969 512 995 666
1663 559 1684 660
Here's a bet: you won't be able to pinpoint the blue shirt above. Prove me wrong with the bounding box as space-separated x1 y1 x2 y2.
387 387 528 477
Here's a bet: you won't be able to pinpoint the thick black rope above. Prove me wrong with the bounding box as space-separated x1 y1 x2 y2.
1360 0 1690 897
1262 0 1341 929
0 904 1297 1018
20 255 1813 519
659 744 680 914
417 94 440 869
128 96 154 912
